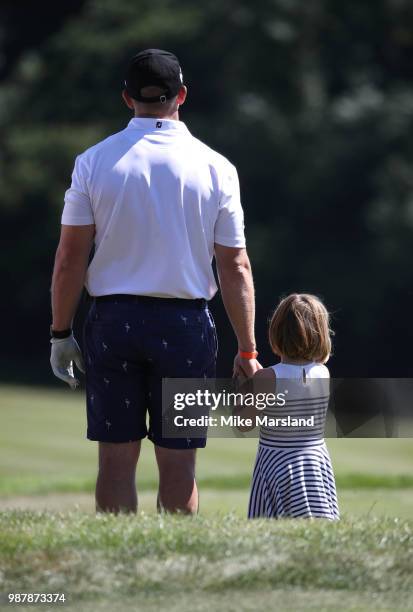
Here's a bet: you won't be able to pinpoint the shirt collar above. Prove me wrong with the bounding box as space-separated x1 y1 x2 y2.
126 117 189 133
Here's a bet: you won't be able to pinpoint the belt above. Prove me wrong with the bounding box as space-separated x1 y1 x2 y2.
94 294 207 308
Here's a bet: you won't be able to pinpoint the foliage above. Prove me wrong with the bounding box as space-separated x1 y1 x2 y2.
1 0 413 379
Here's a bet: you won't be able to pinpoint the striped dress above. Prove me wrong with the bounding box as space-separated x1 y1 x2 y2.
248 362 339 520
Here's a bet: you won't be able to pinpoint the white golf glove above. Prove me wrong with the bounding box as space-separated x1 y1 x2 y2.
50 334 85 389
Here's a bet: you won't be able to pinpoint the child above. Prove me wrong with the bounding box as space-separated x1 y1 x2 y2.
246 293 339 520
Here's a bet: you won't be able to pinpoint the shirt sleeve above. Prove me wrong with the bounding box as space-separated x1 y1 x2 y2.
61 154 95 225
214 163 246 248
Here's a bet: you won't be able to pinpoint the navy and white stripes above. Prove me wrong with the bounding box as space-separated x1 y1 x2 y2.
248 362 339 520
248 442 339 519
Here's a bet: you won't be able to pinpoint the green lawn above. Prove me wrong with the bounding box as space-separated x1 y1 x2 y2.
1 385 413 611
0 385 412 517
0 512 412 611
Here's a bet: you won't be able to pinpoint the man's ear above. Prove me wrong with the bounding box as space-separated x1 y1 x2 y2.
122 89 135 110
177 85 187 106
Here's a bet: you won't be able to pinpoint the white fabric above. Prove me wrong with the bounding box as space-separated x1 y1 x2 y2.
62 117 246 299
271 361 330 381
259 362 330 447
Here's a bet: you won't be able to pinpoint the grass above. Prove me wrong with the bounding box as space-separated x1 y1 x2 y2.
3 473 413 497
1 385 413 610
0 512 412 611
1 385 413 517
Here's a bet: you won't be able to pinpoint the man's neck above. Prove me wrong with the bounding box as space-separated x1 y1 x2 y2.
134 111 180 121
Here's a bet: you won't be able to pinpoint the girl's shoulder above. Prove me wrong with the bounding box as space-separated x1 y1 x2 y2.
252 367 276 393
253 367 276 380
308 363 330 378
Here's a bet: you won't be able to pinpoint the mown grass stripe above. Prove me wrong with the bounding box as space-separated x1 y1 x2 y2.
1 473 413 497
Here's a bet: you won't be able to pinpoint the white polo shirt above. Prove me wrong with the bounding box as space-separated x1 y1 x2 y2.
62 117 246 300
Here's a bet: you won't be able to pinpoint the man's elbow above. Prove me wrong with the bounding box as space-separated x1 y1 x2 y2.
54 246 85 271
235 254 251 273
220 253 252 279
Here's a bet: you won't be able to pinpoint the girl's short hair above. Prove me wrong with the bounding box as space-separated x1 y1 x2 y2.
269 293 332 363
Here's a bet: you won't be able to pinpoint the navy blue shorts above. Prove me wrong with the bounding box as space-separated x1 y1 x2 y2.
82 295 217 448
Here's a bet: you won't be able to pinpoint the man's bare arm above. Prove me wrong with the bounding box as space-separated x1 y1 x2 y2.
51 224 95 330
214 244 261 377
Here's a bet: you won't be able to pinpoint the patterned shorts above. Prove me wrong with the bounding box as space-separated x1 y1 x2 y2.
83 295 217 448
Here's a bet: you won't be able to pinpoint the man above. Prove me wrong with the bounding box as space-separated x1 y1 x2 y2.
50 49 260 514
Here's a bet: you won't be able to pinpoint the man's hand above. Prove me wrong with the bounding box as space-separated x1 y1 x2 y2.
233 353 262 379
50 334 85 389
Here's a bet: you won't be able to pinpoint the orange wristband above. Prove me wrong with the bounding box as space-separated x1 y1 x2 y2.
239 350 259 359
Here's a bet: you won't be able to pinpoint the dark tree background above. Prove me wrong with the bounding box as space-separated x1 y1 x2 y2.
1 0 413 384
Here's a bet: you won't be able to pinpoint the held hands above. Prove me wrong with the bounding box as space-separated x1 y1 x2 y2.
50 334 85 389
233 350 262 382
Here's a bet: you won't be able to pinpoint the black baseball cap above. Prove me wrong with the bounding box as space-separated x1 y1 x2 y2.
124 49 183 103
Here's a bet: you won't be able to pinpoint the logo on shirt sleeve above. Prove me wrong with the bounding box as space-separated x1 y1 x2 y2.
156 121 162 128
